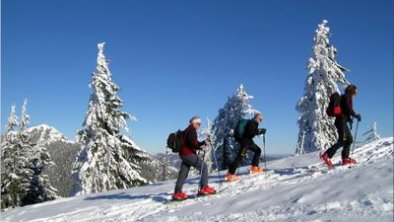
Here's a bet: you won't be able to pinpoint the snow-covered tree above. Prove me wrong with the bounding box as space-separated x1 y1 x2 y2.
212 84 259 169
295 131 306 155
296 20 350 153
19 99 30 132
19 100 58 205
6 105 18 133
363 122 381 143
1 102 58 209
1 105 32 209
199 118 215 173
22 145 58 205
72 42 150 195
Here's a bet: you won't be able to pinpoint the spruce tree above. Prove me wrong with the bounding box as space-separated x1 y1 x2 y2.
1 105 32 209
212 84 259 169
199 118 214 173
362 122 381 143
19 100 58 205
296 20 350 153
72 42 150 195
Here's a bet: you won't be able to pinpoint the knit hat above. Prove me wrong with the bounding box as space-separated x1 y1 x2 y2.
189 116 201 124
254 113 263 118
345 85 357 95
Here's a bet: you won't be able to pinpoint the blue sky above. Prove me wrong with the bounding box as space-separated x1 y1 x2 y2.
2 0 393 154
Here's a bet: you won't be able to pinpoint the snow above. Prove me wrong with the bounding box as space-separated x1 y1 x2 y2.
2 137 392 221
27 124 70 145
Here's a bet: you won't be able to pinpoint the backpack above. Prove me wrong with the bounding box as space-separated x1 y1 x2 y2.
233 119 249 140
326 92 342 117
166 130 184 153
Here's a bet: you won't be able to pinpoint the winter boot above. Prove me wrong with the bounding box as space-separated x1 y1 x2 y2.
342 158 357 166
250 166 263 174
224 172 241 182
172 192 188 201
320 153 333 168
199 186 217 196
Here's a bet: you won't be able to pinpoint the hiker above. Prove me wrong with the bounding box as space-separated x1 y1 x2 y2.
225 113 267 181
321 85 361 167
173 116 216 201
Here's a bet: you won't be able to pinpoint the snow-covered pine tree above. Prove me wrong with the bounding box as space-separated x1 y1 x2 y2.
1 105 32 209
19 99 29 132
295 131 306 155
18 100 58 205
296 20 350 153
362 122 381 143
212 84 259 170
6 105 19 132
72 42 150 195
199 118 214 173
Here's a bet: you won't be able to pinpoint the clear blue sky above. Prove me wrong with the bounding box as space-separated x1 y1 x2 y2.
2 0 393 154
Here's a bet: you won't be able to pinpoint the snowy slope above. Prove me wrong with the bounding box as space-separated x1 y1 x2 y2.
2 137 393 222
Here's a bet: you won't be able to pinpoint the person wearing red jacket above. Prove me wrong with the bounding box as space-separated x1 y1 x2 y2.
321 85 362 167
173 116 216 201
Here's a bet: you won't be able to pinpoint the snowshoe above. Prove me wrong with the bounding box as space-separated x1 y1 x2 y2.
342 158 357 166
198 186 217 196
250 166 264 174
172 192 188 201
320 153 334 168
224 173 241 182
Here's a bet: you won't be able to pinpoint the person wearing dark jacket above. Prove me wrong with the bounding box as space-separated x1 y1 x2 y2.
225 113 266 181
173 116 216 201
321 85 361 167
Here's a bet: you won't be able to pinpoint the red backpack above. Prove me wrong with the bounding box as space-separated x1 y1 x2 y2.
326 92 342 117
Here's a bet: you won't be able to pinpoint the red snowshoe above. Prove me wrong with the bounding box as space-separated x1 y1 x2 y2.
320 153 334 168
198 186 216 196
342 158 357 166
172 192 188 201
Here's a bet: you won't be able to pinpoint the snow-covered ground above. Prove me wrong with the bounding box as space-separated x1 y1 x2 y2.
2 137 393 222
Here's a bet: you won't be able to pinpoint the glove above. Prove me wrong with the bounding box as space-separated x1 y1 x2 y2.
348 118 353 130
355 114 362 122
258 128 267 135
205 134 211 143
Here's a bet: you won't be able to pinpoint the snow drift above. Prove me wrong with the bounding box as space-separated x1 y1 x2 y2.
2 137 393 222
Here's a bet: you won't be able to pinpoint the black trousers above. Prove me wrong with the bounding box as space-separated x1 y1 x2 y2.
325 118 353 159
228 140 261 174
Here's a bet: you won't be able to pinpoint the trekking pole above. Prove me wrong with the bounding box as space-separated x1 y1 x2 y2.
210 139 222 190
351 120 359 156
262 134 267 171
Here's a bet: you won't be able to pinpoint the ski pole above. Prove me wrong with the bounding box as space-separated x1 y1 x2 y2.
262 134 267 171
351 120 359 156
210 140 222 190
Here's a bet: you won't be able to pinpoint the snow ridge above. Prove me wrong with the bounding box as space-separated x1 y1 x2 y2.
27 124 70 145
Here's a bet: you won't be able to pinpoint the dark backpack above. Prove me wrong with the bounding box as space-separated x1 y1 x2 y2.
233 119 249 140
326 92 342 117
166 130 184 153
